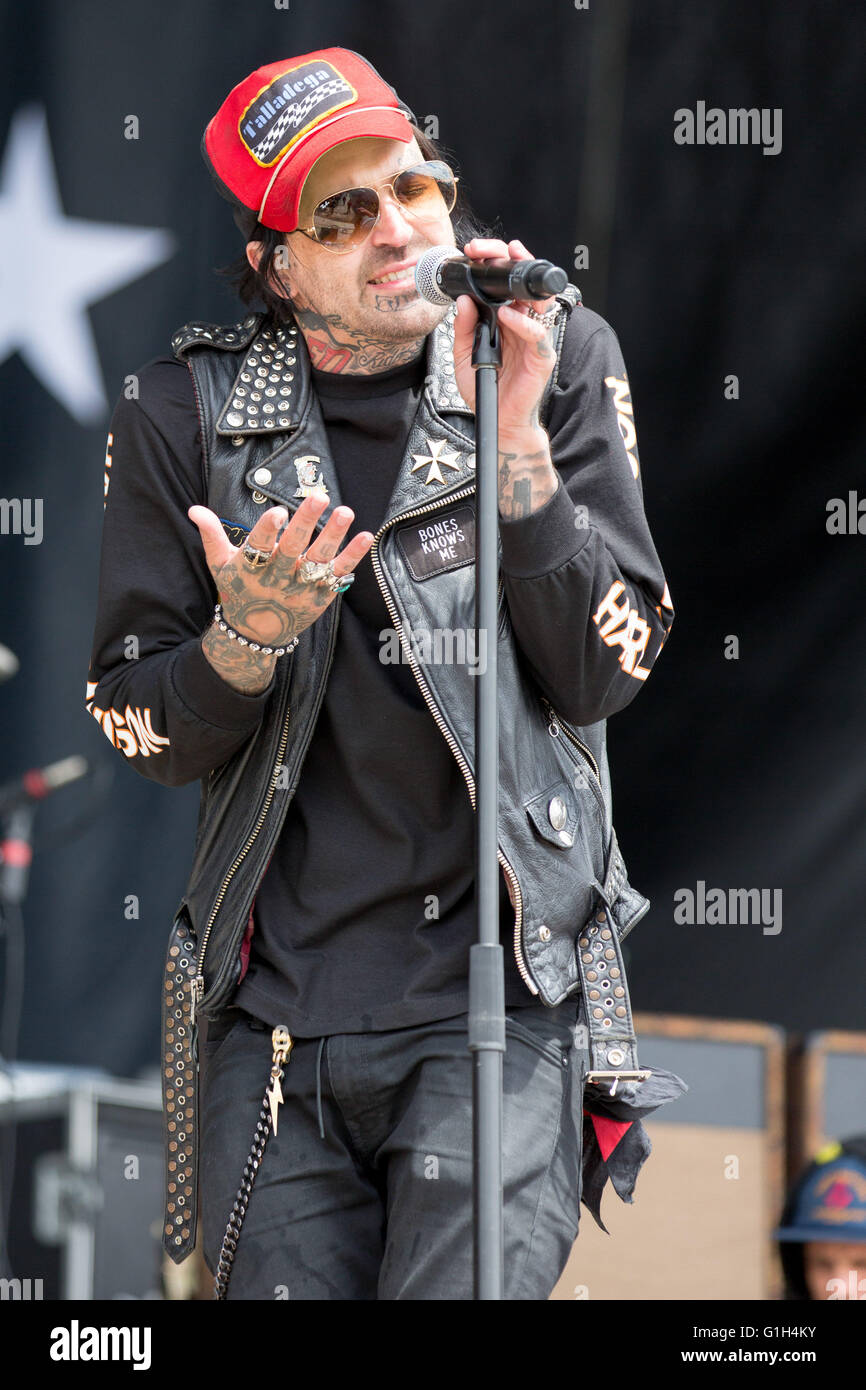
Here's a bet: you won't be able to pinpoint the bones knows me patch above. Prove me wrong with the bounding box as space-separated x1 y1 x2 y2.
396 504 475 581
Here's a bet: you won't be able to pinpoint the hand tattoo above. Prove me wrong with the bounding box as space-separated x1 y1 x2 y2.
202 549 336 694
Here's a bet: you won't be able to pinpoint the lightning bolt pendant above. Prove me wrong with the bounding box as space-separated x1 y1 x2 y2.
268 1074 284 1135
267 1026 293 1138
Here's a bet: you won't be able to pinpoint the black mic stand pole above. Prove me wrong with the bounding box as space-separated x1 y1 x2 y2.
467 292 506 1299
0 801 37 1280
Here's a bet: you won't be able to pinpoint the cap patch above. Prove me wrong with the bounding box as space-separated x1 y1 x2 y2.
808 1167 866 1226
239 61 357 167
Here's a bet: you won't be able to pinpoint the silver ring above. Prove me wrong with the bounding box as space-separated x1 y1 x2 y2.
242 543 275 569
295 553 355 596
295 555 334 586
525 305 558 328
325 571 355 596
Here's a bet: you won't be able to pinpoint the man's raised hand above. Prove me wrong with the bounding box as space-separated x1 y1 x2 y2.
188 492 374 694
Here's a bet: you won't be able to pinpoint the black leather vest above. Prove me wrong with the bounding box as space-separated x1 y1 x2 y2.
159 291 656 1265
168 291 649 1017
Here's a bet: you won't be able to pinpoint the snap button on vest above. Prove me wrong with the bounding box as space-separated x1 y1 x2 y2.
548 795 567 830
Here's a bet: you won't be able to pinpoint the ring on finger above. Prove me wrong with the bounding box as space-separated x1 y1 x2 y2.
524 305 558 327
295 554 333 586
242 543 276 569
296 553 355 595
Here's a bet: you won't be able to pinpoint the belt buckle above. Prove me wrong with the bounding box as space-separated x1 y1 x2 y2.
585 1067 653 1097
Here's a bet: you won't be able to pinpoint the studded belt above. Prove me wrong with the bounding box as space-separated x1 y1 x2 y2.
161 912 200 1262
577 827 652 1096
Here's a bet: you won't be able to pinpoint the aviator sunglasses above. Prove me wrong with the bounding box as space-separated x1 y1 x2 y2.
294 160 459 253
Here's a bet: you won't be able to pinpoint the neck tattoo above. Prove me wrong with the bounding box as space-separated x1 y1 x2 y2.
289 299 425 377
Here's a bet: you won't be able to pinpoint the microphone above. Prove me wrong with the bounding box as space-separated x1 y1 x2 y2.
415 246 568 307
0 643 19 685
0 755 89 816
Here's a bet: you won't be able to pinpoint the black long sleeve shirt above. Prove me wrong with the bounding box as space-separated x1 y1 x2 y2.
85 306 674 1035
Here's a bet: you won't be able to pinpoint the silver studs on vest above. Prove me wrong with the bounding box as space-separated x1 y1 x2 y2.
170 314 260 359
217 323 300 436
429 312 472 416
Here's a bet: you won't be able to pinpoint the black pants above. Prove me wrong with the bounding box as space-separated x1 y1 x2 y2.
200 996 587 1300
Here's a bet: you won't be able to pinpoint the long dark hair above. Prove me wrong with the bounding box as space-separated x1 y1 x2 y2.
215 124 494 324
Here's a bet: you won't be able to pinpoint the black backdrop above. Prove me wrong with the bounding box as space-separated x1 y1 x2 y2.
0 0 863 1076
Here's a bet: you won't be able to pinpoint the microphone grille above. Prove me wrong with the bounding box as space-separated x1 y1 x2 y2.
414 246 457 306
0 643 19 684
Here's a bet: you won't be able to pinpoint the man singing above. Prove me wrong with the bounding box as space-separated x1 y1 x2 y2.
85 48 677 1299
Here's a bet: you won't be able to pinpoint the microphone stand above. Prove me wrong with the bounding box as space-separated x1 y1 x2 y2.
467 292 506 1299
0 802 36 1280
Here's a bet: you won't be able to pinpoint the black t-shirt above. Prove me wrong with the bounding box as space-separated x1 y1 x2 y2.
233 350 535 1034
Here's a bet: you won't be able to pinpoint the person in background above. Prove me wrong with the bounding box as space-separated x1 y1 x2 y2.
775 1135 866 1300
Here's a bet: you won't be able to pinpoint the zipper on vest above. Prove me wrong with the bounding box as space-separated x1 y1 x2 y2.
192 594 342 1018
541 697 606 811
369 488 538 996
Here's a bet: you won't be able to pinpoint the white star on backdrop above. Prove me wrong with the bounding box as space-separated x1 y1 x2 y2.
410 436 463 487
0 104 175 423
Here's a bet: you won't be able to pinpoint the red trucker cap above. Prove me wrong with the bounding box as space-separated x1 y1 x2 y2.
201 48 417 233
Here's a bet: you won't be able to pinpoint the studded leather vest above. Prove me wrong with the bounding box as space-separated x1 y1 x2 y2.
160 290 653 1262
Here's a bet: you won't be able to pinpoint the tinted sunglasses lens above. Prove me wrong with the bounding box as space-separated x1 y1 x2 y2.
394 163 456 213
311 163 457 251
313 187 379 249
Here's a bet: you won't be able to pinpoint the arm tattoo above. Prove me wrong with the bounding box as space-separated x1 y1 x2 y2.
497 447 558 521
201 622 278 695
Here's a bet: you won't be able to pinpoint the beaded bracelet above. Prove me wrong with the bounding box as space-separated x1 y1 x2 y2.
212 603 299 657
